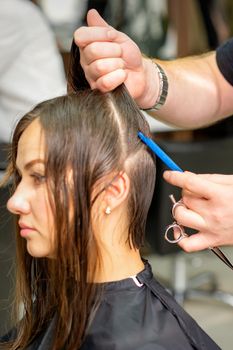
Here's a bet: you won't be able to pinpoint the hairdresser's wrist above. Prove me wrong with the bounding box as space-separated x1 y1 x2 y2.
135 58 161 110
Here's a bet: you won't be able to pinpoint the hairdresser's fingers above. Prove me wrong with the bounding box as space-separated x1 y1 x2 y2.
181 193 208 214
86 9 142 70
75 13 129 49
197 173 233 185
163 171 218 199
173 220 229 252
181 175 233 200
173 204 207 232
88 9 132 46
87 9 130 45
93 69 127 92
178 232 214 252
86 58 125 81
75 26 113 48
172 225 210 252
87 9 109 27
82 42 122 65
181 189 199 198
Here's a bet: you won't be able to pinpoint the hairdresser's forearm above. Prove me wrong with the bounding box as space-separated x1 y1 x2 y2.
139 53 233 129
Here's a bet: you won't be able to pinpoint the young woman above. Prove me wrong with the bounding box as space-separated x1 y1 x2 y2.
0 46 220 350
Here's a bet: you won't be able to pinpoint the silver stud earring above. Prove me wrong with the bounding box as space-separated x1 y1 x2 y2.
105 206 111 215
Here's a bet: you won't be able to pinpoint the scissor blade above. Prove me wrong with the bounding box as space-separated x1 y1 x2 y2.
210 246 233 270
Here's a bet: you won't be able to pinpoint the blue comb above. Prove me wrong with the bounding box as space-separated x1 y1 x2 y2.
138 131 183 172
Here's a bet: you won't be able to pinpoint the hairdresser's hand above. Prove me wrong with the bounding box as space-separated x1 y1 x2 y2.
163 171 233 251
74 9 158 109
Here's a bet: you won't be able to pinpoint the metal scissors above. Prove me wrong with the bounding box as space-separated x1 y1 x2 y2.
164 195 188 244
166 194 233 271
138 132 233 271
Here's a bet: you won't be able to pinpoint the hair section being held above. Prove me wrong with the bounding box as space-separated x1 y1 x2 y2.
68 39 91 92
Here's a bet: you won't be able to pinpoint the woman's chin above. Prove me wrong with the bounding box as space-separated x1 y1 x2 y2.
26 241 53 258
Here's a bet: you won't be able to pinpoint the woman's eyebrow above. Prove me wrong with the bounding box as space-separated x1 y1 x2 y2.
16 159 45 173
24 159 45 171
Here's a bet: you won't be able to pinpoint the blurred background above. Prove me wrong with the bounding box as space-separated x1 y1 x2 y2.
1 0 233 348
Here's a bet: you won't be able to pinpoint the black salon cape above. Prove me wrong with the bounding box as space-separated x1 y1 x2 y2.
1 262 220 350
216 37 233 86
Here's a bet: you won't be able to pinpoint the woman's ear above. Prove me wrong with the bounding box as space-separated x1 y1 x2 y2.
104 172 130 212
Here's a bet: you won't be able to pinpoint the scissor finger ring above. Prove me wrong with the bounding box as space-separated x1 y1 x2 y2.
169 194 186 219
164 222 188 243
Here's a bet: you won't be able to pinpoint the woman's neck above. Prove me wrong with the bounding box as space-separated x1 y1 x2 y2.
92 206 145 283
93 241 145 283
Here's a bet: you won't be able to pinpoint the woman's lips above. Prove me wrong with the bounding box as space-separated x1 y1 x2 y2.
18 222 36 237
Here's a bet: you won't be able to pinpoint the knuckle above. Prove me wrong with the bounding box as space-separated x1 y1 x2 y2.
100 77 111 90
185 177 194 191
94 60 105 75
182 196 193 211
74 27 85 45
89 81 96 90
174 210 183 224
88 43 99 57
79 55 85 67
81 64 91 80
182 195 188 207
210 208 221 224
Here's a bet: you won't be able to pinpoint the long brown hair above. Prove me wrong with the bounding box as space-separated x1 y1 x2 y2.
3 43 156 350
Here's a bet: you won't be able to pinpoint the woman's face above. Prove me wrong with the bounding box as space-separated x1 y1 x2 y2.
7 119 54 258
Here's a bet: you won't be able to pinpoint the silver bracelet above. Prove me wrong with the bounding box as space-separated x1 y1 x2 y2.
143 62 168 111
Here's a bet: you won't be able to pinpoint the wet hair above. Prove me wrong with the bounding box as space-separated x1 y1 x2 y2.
3 42 156 349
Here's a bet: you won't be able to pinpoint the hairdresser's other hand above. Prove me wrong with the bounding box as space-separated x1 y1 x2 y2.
163 171 233 251
74 9 157 109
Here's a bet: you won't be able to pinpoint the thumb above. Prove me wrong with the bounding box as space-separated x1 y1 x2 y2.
178 232 211 252
87 9 109 27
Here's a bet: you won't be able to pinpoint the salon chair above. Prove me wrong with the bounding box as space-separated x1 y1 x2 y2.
146 134 233 306
0 144 15 336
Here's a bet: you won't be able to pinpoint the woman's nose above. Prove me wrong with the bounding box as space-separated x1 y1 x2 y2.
7 190 30 215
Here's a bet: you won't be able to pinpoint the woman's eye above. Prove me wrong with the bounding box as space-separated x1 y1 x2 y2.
31 173 46 185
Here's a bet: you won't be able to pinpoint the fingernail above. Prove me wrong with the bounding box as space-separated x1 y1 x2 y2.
163 171 170 179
